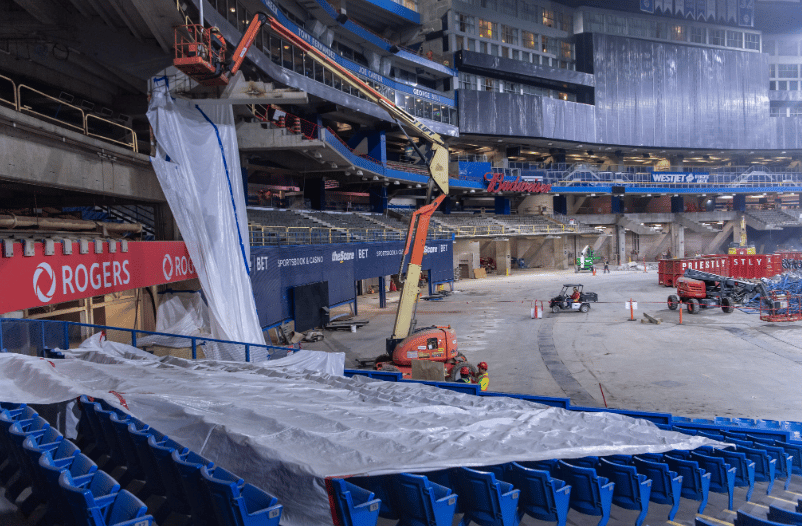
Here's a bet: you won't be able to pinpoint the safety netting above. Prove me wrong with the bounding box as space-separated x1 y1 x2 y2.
0 337 722 525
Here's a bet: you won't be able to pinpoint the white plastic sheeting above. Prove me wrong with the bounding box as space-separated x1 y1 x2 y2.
147 80 263 359
0 341 722 526
136 293 211 348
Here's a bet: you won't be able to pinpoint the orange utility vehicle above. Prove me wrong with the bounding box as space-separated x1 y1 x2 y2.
667 269 768 314
173 12 475 380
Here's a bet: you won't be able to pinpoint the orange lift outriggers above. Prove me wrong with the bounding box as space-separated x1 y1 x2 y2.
173 13 474 380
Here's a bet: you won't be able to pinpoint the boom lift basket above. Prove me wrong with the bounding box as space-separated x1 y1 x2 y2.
173 24 228 86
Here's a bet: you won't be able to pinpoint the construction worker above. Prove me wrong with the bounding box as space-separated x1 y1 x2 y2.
457 366 472 383
570 287 581 303
473 362 489 391
603 259 610 273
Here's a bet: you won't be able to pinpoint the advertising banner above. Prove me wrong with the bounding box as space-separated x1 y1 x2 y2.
1 241 198 314
250 240 453 327
650 172 710 183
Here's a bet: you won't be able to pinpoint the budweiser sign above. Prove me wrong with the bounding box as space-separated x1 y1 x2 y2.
484 173 551 194
1 241 198 314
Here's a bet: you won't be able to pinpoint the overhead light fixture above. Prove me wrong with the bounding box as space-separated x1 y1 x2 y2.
313 152 322 159
393 180 400 185
356 170 363 176
330 163 338 169
470 189 475 193
373 176 379 180
416 184 422 188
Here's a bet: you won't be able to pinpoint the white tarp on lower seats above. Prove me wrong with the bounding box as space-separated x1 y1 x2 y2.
0 344 720 526
136 293 212 348
147 80 263 359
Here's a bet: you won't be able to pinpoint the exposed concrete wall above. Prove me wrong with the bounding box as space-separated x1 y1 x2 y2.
517 195 553 215
453 239 480 277
0 105 162 202
494 239 511 275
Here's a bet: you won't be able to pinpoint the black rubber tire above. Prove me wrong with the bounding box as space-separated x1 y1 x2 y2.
374 354 392 364
667 295 679 311
448 361 477 382
378 364 400 373
721 297 735 314
580 303 590 313
688 298 700 314
552 305 561 314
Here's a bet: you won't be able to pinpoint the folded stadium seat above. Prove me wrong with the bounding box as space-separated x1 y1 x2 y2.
695 517 720 526
687 452 736 510
731 444 776 494
171 449 216 525
94 406 132 479
663 455 711 513
596 458 652 526
450 467 520 526
21 429 68 520
200 464 282 526
700 447 756 501
81 401 110 460
749 435 802 476
329 478 381 526
631 456 682 521
0 404 37 482
728 435 792 490
554 460 614 526
604 455 634 465
40 452 98 526
390 473 457 526
562 456 601 469
103 489 153 526
6 415 51 511
59 469 121 525
697 431 726 441
767 504 802 525
507 462 571 526
147 436 192 520
734 509 786 526
350 474 400 520
109 414 151 494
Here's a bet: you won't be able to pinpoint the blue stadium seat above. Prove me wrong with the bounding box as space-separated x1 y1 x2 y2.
21 429 68 520
750 435 802 476
696 517 720 525
734 444 776 494
7 415 52 513
632 456 682 521
40 451 98 526
392 473 457 526
734 510 787 526
507 461 571 526
350 475 399 520
596 458 651 526
701 447 756 501
127 424 168 496
200 464 283 526
147 435 192 517
59 469 121 525
767 504 802 525
104 489 153 526
108 414 154 495
726 436 792 491
663 454 711 513
171 449 217 525
330 478 381 526
563 456 600 469
697 431 726 440
688 451 736 510
554 460 614 526
94 406 131 479
81 401 110 457
451 467 520 526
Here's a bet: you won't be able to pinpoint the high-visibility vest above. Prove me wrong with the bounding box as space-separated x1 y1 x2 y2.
475 372 489 391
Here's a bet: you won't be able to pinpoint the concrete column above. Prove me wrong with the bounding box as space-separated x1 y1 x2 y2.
494 239 511 275
733 194 746 212
616 225 626 265
554 235 568 269
671 223 686 258
370 187 387 213
704 196 716 212
494 197 511 215
304 178 326 210
154 203 178 241
367 131 387 165
732 217 742 246
518 194 552 215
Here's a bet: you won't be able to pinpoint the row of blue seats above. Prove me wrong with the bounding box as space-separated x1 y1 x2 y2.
1 398 283 526
697 507 802 525
0 401 151 525
330 445 763 526
345 369 802 441
75 395 283 526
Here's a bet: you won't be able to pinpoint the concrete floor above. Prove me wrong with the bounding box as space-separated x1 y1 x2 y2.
308 268 802 422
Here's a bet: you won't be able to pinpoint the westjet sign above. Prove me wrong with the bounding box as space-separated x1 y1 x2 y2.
651 172 710 184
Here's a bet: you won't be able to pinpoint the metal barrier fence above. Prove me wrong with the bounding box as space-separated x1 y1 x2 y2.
1 75 138 153
249 224 436 245
0 318 292 362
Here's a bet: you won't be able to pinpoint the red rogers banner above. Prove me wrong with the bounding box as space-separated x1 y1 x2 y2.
1 241 198 314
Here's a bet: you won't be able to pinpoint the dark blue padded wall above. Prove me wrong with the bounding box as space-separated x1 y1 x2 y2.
250 240 453 327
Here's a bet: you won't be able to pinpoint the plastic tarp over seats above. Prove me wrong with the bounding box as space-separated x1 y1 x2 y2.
0 345 721 526
147 80 263 359
136 293 211 348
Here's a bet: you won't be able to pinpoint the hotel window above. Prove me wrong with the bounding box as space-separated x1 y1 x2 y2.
499 0 516 17
542 9 555 28
670 24 686 41
560 41 572 61
629 18 647 38
559 12 572 32
689 26 705 43
585 13 604 33
522 31 536 49
745 33 760 50
519 0 538 23
479 19 497 39
726 31 743 48
779 65 798 78
484 77 497 91
502 25 518 46
455 13 475 34
709 29 725 46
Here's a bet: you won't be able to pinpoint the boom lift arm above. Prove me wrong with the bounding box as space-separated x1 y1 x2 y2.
176 13 452 351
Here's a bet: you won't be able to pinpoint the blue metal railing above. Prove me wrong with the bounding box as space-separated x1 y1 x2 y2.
0 318 293 362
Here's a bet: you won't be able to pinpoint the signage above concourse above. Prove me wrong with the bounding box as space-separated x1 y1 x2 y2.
485 173 551 194
651 172 711 184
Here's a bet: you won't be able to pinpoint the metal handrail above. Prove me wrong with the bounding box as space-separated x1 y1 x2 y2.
0 74 17 110
17 84 86 134
85 114 138 153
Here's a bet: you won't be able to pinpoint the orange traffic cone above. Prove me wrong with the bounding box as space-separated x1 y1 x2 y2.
277 115 285 128
292 117 302 134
